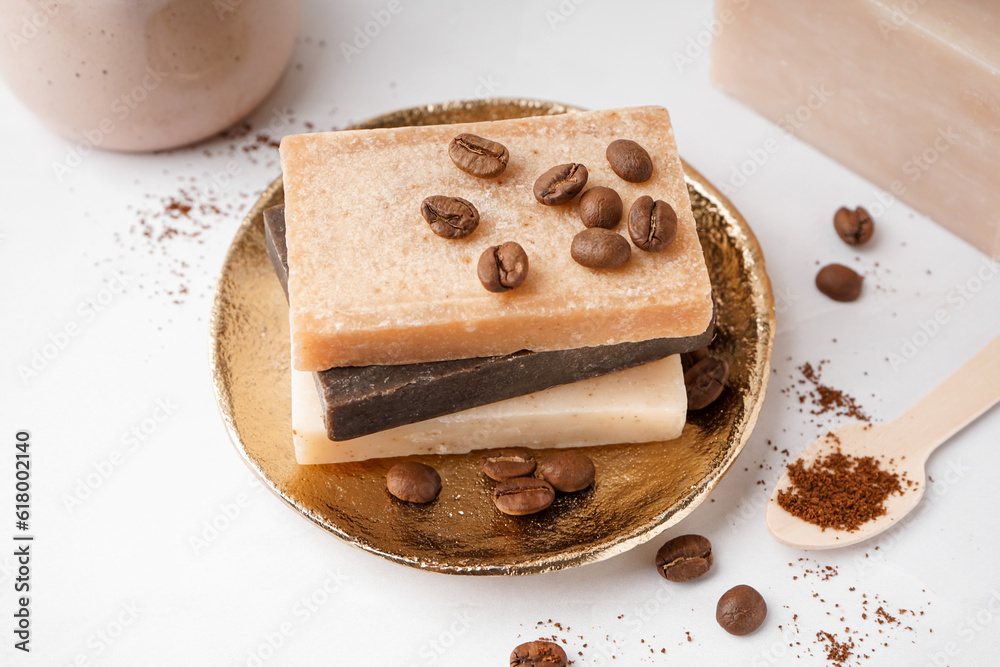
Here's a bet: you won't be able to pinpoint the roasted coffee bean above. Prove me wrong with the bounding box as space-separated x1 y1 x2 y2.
420 195 480 239
571 228 631 269
655 534 713 582
628 196 677 252
449 133 509 178
578 186 623 229
510 640 568 667
533 163 589 206
493 477 555 516
480 448 537 481
538 451 595 492
815 263 863 302
478 242 529 292
833 206 874 246
606 139 653 183
685 356 729 410
716 585 767 636
385 462 441 503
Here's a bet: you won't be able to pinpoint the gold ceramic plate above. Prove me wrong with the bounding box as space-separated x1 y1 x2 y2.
209 99 775 575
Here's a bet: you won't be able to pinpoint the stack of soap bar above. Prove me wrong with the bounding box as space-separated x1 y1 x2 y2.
265 205 712 440
292 355 687 465
279 106 715 370
711 0 1000 257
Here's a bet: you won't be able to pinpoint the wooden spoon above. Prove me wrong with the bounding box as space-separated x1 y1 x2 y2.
766 333 1000 549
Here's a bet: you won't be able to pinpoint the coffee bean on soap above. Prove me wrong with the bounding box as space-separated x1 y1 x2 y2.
449 133 509 178
685 356 730 410
716 585 767 636
420 195 480 239
655 534 713 582
493 477 555 516
538 451 595 492
571 228 631 269
815 263 863 302
533 163 589 205
606 139 653 183
480 448 537 481
510 640 568 667
478 242 529 292
578 186 623 229
833 206 874 246
386 462 441 503
628 196 677 252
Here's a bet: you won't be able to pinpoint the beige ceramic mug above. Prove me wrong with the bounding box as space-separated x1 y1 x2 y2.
0 0 300 152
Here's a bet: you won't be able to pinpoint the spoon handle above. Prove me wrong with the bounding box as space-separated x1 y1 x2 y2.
889 333 1000 460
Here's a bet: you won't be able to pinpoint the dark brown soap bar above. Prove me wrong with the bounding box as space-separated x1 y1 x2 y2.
264 205 714 441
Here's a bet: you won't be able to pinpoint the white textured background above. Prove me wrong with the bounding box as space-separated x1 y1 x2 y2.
2 1 999 665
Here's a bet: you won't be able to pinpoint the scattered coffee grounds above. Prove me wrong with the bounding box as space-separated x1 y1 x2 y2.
817 630 855 665
797 362 870 422
777 445 903 531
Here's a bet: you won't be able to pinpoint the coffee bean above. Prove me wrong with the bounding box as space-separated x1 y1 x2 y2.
685 356 729 410
571 228 631 269
533 163 589 206
493 477 555 516
420 195 480 239
510 640 568 667
386 462 441 504
538 451 595 492
815 263 863 302
833 206 874 246
606 139 653 183
628 196 677 252
481 448 537 481
478 242 529 292
578 186 623 229
716 585 767 636
655 534 713 582
449 133 509 178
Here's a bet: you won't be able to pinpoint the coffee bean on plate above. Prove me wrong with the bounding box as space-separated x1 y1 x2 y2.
420 195 480 239
571 228 631 269
481 448 537 481
628 196 677 252
578 186 623 229
386 462 441 504
533 163 589 205
510 640 568 667
716 585 767 636
478 242 529 292
815 263 863 302
655 534 713 582
606 139 653 183
493 477 555 516
685 356 730 410
538 451 595 492
833 206 874 246
449 133 509 178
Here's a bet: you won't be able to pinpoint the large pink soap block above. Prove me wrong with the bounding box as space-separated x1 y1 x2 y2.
712 0 1000 257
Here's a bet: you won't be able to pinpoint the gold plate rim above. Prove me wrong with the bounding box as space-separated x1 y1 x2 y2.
208 98 776 576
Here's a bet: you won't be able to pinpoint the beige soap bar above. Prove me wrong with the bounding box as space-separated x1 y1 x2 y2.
280 107 713 371
292 355 686 465
712 0 1000 258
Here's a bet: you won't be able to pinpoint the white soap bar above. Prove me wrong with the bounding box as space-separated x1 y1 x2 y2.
292 355 687 465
